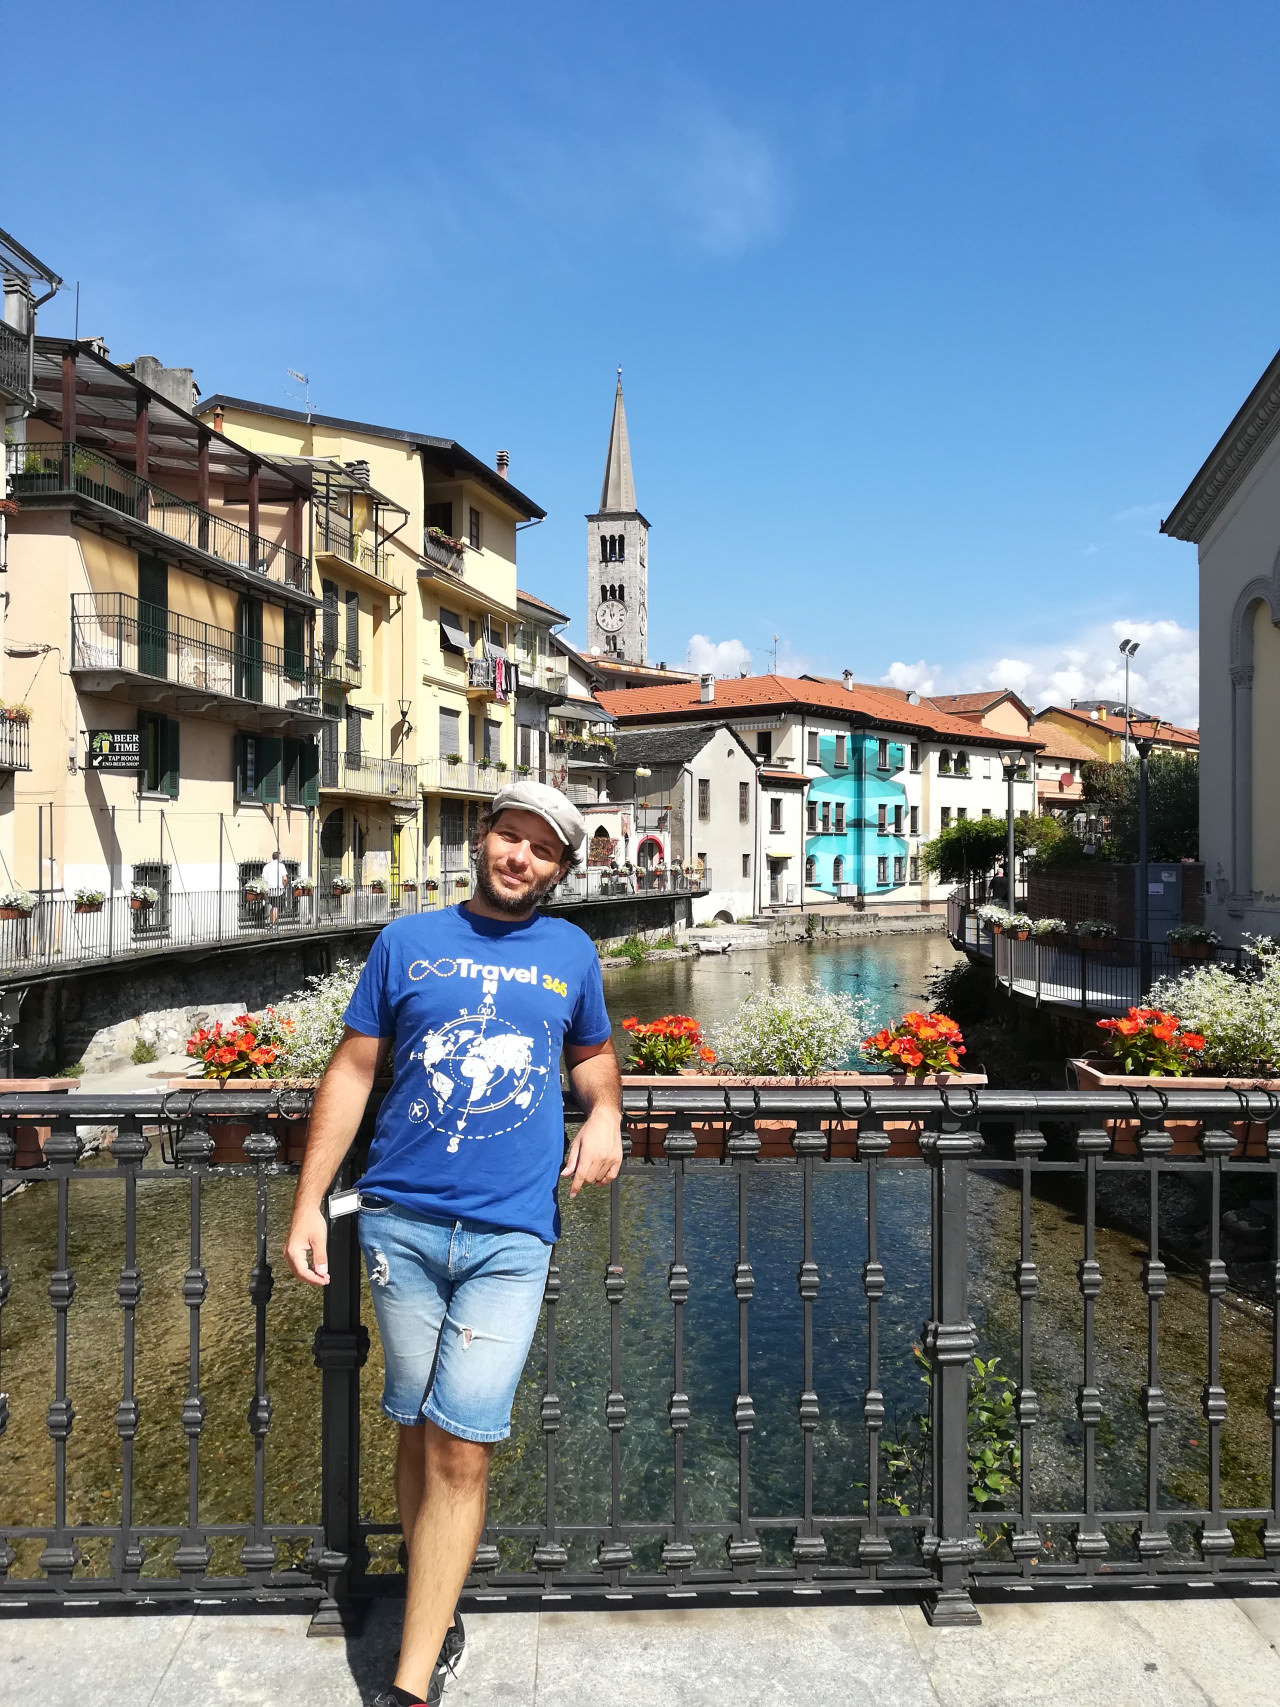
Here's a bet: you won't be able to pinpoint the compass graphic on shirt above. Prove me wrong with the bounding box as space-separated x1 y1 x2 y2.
407 993 552 1152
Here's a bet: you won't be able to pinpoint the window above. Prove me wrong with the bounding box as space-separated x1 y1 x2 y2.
835 734 847 769
138 555 168 680
877 856 888 885
893 804 903 834
877 738 889 770
834 802 845 833
833 855 844 884
941 806 952 828
322 578 339 658
425 501 454 536
283 737 319 806
599 537 609 564
877 803 887 834
468 618 478 647
957 807 968 822
283 609 306 682
698 778 710 821
131 861 170 938
235 595 263 701
468 506 481 549
742 853 751 878
1019 809 1029 820
909 805 919 836
893 856 905 885
807 730 819 764
617 535 625 563
236 732 281 804
439 707 461 760
938 749 952 774
981 807 992 819
909 855 920 882
739 781 750 823
439 800 466 871
483 718 501 762
345 706 363 763
805 856 816 884
984 756 993 779
910 743 920 772
439 607 467 655
138 712 179 798
955 750 969 775
756 731 773 760
769 797 783 833
345 590 360 662
806 801 818 833
821 801 831 833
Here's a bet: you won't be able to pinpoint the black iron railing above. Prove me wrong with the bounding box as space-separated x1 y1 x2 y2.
0 716 31 771
0 321 31 404
72 593 323 714
7 1086 1280 1625
7 443 311 594
319 645 362 687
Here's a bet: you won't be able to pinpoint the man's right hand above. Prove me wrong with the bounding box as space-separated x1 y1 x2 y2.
284 1205 330 1286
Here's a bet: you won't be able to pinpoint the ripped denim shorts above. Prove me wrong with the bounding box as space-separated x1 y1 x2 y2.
357 1197 551 1442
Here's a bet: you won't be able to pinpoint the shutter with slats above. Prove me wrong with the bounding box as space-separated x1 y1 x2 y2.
300 739 320 807
345 590 360 662
322 580 338 658
260 737 282 803
162 717 180 799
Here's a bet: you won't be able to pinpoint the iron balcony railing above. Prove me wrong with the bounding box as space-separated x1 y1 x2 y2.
71 593 323 714
319 645 361 687
419 756 504 795
4 1084 1280 1625
7 443 311 595
0 882 439 978
0 320 32 405
0 715 31 771
552 735 616 764
319 753 418 797
947 895 1246 1015
421 533 464 574
317 508 393 585
552 864 709 902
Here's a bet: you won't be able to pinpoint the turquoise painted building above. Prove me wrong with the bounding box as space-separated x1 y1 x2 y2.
804 732 910 898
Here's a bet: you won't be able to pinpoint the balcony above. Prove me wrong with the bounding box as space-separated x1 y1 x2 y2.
421 530 465 575
551 733 616 765
419 755 504 796
315 505 399 592
466 657 518 700
0 321 31 408
319 645 362 688
0 714 30 770
7 443 313 600
71 593 328 732
319 753 417 799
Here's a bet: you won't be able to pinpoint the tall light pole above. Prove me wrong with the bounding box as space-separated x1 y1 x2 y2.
999 746 1021 913
1134 725 1160 990
1119 637 1140 762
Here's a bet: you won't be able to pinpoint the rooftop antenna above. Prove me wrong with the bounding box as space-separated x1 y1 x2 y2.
286 368 311 419
74 282 79 342
771 633 779 674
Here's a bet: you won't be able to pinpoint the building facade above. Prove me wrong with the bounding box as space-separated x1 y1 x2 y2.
586 372 648 665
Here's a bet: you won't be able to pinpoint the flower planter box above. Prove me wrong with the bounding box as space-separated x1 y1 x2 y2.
74 902 103 915
1169 942 1214 961
1033 932 1070 949
130 898 152 913
1006 929 1031 942
621 1070 988 1159
167 1077 317 1164
1 1078 81 1168
1070 1058 1280 1157
0 907 31 922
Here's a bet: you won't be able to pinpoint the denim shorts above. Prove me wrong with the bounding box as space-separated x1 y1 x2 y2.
356 1198 551 1442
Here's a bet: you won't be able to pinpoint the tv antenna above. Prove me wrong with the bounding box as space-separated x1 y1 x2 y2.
286 368 311 417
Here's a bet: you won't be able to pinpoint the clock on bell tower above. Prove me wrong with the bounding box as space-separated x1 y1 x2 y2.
587 369 649 663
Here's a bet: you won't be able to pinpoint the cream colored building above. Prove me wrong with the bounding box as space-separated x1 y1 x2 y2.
197 397 545 900
1162 345 1280 941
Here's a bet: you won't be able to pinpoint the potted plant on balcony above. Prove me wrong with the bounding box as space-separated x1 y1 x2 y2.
130 883 159 913
330 875 353 897
178 1009 296 1163
976 904 1010 934
494 760 508 774
1075 918 1117 950
453 874 469 888
424 878 440 892
4 704 31 724
1167 925 1221 961
400 877 418 892
445 752 462 767
369 876 388 894
1002 912 1033 941
73 887 106 915
0 889 35 921
476 756 491 772
292 877 314 898
1032 916 1069 947
243 876 270 906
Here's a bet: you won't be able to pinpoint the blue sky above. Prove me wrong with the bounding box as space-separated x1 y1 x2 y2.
8 1 1279 722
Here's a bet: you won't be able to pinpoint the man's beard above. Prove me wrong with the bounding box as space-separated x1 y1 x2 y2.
473 844 565 915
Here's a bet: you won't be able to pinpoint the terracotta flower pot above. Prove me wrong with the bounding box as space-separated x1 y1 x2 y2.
1169 942 1213 960
0 907 30 922
74 902 103 914
1 1078 80 1168
1007 929 1031 941
130 898 152 912
1070 1059 1280 1157
167 1076 316 1164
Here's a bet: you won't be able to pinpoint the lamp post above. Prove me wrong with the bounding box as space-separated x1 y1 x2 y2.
1134 726 1160 989
998 746 1021 913
1119 637 1140 762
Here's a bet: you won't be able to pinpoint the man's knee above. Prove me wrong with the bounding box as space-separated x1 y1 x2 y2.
424 1418 492 1487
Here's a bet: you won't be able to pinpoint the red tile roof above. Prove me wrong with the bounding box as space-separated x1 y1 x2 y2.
1041 706 1199 748
1028 719 1100 763
596 674 1042 747
516 588 570 621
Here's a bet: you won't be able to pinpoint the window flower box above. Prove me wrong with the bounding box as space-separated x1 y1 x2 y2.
330 876 354 896
0 890 35 920
130 884 159 912
73 888 106 914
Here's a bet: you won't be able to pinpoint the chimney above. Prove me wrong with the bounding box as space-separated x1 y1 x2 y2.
212 406 224 433
842 669 854 691
345 458 371 486
133 354 197 411
700 673 715 704
496 449 510 478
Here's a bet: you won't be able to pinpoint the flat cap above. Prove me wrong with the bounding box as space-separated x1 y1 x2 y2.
491 780 586 854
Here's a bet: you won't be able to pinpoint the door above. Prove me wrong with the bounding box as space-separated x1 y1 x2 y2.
137 556 168 679
769 858 786 906
235 596 263 702
319 809 345 909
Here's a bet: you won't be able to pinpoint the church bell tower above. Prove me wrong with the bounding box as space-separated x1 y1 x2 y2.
587 370 648 663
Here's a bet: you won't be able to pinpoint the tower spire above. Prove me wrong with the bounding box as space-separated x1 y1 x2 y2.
599 367 636 511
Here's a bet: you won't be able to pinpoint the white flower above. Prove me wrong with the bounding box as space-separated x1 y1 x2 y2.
708 980 874 1076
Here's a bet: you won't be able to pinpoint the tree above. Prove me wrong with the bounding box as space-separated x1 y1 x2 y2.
920 814 1082 884
1080 753 1198 862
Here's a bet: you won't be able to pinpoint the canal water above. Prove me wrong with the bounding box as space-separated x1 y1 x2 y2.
0 932 1275 1581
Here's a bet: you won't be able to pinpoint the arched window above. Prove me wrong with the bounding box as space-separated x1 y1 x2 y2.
617 535 625 562
833 856 844 884
599 536 609 563
938 749 952 775
618 582 625 603
608 535 617 562
956 750 969 775
805 855 816 885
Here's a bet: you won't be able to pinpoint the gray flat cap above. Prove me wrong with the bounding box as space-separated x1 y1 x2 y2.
491 780 586 853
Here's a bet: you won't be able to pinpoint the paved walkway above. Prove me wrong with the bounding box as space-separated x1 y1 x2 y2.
5 1594 1280 1706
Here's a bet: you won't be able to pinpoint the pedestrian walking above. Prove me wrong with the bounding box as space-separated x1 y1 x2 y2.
284 781 621 1706
260 851 289 926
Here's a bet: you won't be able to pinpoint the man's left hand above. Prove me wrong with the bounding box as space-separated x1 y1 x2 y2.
561 1110 623 1198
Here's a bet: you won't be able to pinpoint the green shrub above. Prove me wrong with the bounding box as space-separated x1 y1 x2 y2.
131 1037 157 1065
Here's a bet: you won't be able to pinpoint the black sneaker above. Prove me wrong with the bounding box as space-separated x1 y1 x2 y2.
371 1675 444 1707
439 1608 466 1681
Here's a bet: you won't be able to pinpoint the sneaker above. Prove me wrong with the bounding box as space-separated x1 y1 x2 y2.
371 1676 444 1707
439 1608 467 1681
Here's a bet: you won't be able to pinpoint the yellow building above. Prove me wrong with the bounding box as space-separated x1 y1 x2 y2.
196 396 545 898
1032 704 1199 765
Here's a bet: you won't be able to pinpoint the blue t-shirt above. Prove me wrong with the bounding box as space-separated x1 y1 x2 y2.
345 904 611 1242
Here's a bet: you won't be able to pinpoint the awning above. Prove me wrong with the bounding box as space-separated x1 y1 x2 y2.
766 851 791 861
439 617 468 654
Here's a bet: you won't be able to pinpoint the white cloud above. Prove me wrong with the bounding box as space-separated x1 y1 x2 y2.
686 634 752 676
883 618 1199 726
660 113 783 257
1112 502 1164 526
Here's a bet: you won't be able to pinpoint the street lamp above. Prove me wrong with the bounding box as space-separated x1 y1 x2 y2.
998 747 1022 911
1118 638 1140 762
1134 723 1161 989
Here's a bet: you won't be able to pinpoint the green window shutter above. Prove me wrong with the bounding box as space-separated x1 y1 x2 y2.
162 717 181 798
300 739 320 807
283 737 299 805
260 736 283 803
235 732 250 802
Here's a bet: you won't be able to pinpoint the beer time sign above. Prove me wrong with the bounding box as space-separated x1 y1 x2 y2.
86 730 141 771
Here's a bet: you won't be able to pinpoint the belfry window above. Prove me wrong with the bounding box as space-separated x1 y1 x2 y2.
600 537 609 563
617 535 625 562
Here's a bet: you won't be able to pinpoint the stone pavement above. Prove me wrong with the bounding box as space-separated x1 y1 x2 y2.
4 1594 1280 1706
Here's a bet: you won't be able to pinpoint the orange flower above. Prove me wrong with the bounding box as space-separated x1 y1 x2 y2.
698 1046 716 1064
1181 1033 1205 1051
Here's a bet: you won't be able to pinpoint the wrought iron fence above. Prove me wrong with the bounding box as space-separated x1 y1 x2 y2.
319 753 418 798
0 716 31 771
552 865 710 903
71 593 323 713
6 443 311 594
0 321 31 405
418 756 503 796
4 1085 1280 1626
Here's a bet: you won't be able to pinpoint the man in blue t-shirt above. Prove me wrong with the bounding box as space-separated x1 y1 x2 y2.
285 782 620 1707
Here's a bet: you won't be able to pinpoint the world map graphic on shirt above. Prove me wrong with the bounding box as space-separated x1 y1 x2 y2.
407 991 552 1151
